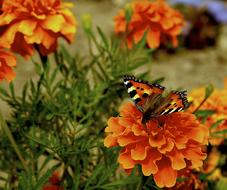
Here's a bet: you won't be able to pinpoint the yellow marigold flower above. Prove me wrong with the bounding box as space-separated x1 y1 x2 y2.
104 102 209 188
189 78 227 145
0 48 16 82
114 0 184 49
0 0 77 58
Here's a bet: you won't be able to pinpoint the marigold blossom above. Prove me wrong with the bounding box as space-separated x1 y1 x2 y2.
189 78 227 145
42 171 63 190
165 170 206 190
0 0 77 58
104 101 209 188
203 147 220 174
114 0 184 49
0 48 16 82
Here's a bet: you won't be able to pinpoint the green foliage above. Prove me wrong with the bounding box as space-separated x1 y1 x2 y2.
195 109 216 123
0 28 152 189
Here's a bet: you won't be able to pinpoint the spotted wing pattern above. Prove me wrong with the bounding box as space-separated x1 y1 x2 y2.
158 90 190 115
123 75 190 119
123 75 165 111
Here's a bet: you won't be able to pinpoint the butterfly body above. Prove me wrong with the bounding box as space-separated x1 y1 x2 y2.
123 75 190 127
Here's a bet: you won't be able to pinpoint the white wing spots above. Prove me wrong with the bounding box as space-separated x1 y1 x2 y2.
160 107 183 115
124 81 129 85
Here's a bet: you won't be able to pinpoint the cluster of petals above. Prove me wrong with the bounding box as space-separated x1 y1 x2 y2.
0 0 77 58
165 170 206 190
114 0 184 49
0 48 16 82
104 102 209 188
189 78 227 145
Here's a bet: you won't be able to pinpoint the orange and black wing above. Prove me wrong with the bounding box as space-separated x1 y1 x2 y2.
157 90 190 115
123 75 165 111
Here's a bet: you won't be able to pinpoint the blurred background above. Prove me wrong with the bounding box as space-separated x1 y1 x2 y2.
1 0 227 116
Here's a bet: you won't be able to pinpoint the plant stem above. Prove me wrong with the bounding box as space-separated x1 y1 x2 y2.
0 111 28 172
136 173 149 190
193 97 209 114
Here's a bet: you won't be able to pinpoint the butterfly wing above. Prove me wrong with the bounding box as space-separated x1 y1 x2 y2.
157 90 190 115
123 75 165 112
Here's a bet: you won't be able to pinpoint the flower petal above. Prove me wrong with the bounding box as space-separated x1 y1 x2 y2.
104 135 118 147
158 138 174 154
153 157 177 188
149 133 166 148
141 148 162 175
182 147 207 168
161 17 174 30
131 144 149 160
167 148 186 170
41 14 65 32
18 19 37 35
146 29 160 48
118 148 136 169
117 133 144 146
105 117 125 134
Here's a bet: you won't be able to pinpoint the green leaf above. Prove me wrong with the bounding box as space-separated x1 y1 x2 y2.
195 109 216 119
198 173 210 180
99 176 139 189
210 119 225 130
22 82 28 103
50 67 59 85
18 169 34 190
9 82 15 99
97 27 108 49
38 156 54 173
205 84 214 99
0 87 9 97
81 13 93 35
33 168 57 190
212 129 227 135
152 77 165 84
34 62 42 75
124 3 133 23
135 31 147 49
176 177 187 182
85 164 103 189
215 178 227 190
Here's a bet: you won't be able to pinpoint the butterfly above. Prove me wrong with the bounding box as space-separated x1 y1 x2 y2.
123 75 190 127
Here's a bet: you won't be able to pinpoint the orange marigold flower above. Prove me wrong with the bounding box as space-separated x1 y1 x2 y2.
165 170 206 190
42 171 63 190
0 48 16 82
189 78 227 145
203 147 220 174
104 102 209 188
114 0 184 49
0 0 77 58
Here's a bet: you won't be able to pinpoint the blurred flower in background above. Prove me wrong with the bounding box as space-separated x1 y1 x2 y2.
42 171 63 190
104 101 209 188
0 0 77 58
165 170 206 190
189 78 227 145
114 0 184 49
0 48 16 82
